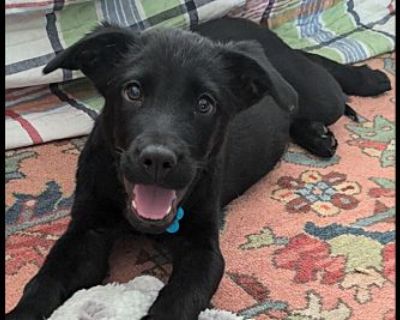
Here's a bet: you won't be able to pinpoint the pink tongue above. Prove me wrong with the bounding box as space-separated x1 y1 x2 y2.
133 184 176 220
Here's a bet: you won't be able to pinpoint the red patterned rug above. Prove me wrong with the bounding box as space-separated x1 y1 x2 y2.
5 54 395 319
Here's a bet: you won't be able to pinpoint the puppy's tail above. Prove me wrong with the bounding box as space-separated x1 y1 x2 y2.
344 104 359 122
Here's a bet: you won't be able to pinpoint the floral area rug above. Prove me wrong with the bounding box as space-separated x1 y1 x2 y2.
5 54 395 319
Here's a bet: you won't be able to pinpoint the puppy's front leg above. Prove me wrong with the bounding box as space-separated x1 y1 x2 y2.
5 216 119 320
144 221 225 320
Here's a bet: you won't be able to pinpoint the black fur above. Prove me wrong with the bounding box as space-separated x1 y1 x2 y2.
6 17 391 320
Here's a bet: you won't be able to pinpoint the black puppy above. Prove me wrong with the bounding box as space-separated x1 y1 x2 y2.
6 17 390 320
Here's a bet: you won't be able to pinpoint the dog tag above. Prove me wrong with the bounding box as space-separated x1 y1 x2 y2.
166 207 185 234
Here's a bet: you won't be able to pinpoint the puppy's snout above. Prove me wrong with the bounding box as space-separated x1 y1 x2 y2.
139 145 177 181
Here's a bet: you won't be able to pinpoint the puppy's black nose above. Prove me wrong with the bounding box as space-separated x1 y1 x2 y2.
139 145 177 181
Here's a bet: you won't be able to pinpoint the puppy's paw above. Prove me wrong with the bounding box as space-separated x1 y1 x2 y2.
315 126 338 158
5 310 42 320
291 122 338 158
356 65 391 96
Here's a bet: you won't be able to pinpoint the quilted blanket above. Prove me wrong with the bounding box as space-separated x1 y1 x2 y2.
5 0 395 150
230 0 395 63
6 0 245 89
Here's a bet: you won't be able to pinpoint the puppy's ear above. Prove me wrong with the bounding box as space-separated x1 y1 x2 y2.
43 23 139 89
221 40 298 113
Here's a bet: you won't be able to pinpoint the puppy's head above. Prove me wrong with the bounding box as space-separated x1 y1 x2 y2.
44 23 297 233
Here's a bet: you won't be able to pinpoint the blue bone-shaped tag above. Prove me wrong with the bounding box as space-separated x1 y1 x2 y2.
166 207 185 234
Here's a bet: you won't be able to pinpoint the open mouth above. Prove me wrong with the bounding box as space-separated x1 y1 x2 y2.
124 179 183 229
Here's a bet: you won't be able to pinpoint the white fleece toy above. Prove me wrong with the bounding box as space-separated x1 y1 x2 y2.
47 275 245 320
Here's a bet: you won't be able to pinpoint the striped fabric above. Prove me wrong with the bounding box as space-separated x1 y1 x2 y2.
5 0 93 15
5 0 395 150
229 0 395 64
6 0 245 89
6 79 102 149
276 0 395 63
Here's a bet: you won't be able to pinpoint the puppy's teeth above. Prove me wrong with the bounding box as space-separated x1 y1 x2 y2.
132 200 137 209
167 205 172 213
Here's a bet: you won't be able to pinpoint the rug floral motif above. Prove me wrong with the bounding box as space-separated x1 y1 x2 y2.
5 54 395 319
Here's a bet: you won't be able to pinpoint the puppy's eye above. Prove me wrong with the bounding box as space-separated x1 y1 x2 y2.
123 82 143 101
196 95 215 115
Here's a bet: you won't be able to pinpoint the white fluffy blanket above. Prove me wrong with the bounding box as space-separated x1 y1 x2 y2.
48 275 245 320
